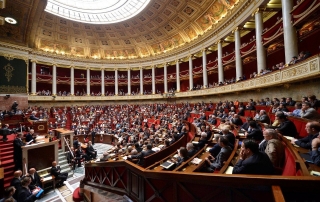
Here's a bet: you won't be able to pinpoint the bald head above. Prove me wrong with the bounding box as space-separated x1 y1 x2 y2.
29 168 36 174
14 170 22 178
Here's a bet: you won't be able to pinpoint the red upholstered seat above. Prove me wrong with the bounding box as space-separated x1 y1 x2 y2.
72 187 82 202
282 146 298 176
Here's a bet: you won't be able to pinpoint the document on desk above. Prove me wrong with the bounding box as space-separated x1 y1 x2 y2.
284 136 294 141
224 166 234 174
206 147 212 152
192 141 199 144
310 170 320 176
43 176 52 181
160 161 175 169
191 158 202 165
238 133 245 137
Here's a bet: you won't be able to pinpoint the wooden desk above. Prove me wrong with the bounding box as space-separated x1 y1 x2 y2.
293 144 320 173
176 147 209 173
22 138 59 174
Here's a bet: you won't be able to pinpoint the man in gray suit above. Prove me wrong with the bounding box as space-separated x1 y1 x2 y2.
205 136 232 172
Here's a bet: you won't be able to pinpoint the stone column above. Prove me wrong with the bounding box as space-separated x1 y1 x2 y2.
52 64 57 95
176 60 180 92
127 68 131 95
217 40 224 83
152 66 156 94
281 0 298 63
101 69 105 96
163 63 168 93
31 60 36 95
234 27 243 80
189 55 193 90
140 67 143 95
255 9 267 73
202 50 208 88
115 69 118 95
86 68 90 95
70 66 74 95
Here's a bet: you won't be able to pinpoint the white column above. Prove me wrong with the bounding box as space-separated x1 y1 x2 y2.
164 63 168 93
234 28 243 80
255 10 267 73
176 60 180 92
202 50 208 88
281 0 298 64
152 66 156 94
70 67 74 95
86 68 90 95
127 68 131 95
115 69 118 95
218 41 224 83
31 61 36 95
101 69 105 96
189 55 193 90
52 64 57 95
140 67 143 95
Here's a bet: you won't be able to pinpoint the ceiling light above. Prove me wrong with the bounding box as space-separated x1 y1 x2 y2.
5 17 17 24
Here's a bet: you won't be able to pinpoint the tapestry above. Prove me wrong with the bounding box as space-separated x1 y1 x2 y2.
0 56 27 94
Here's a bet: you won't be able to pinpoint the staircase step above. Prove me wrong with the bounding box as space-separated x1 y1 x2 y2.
4 170 13 178
0 154 14 162
3 164 15 171
0 151 13 156
2 159 14 166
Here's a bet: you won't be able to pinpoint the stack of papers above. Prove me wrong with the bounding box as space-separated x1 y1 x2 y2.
160 161 175 169
206 147 212 152
152 147 161 152
173 154 179 158
191 158 202 165
310 170 320 176
225 166 234 174
284 136 294 141
238 133 245 136
192 141 199 144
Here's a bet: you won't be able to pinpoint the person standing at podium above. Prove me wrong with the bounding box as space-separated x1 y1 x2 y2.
13 133 25 170
26 129 36 144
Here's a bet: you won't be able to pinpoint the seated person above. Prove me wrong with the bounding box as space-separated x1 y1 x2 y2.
170 147 189 168
245 121 263 142
232 139 274 175
28 168 43 189
285 102 302 117
75 144 89 166
50 161 68 187
29 111 39 121
291 122 320 149
311 134 320 166
256 110 271 125
275 112 298 137
261 129 285 168
300 102 320 120
129 144 155 166
231 114 243 127
209 126 235 157
86 141 97 160
0 186 16 202
186 142 197 158
194 132 207 150
240 117 253 132
205 136 232 172
18 176 39 202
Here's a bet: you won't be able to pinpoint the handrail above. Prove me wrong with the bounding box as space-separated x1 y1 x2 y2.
63 137 74 159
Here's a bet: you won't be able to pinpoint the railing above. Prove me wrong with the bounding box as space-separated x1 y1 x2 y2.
28 55 320 101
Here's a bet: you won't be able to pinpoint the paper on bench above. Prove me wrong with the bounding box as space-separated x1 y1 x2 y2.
206 147 212 152
191 158 202 165
43 176 52 181
152 147 161 152
284 136 294 141
192 141 199 144
310 170 320 176
224 166 234 174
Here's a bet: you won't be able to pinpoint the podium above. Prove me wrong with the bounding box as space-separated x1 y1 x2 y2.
21 137 59 173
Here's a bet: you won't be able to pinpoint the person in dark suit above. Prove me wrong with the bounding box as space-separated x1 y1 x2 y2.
13 133 25 170
129 144 155 166
73 137 79 149
75 144 89 166
275 112 298 137
0 186 16 202
231 114 243 127
25 129 36 144
86 141 97 160
10 170 23 200
186 142 197 158
134 143 143 153
205 136 232 172
171 147 189 168
90 129 96 145
245 121 263 142
195 132 207 150
0 124 10 142
11 101 18 114
28 168 42 189
29 112 39 121
233 139 274 175
18 176 39 202
50 161 68 187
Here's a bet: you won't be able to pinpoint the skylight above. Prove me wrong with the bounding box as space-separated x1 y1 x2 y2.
45 0 151 24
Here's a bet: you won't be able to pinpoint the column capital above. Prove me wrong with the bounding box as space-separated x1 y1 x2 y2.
69 65 75 69
99 67 104 71
139 66 143 70
175 59 180 63
126 67 131 71
252 7 264 16
30 59 37 63
52 63 58 67
216 40 223 44
86 66 91 70
232 26 240 33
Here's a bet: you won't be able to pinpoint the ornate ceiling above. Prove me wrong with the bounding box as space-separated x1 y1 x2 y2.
0 0 243 61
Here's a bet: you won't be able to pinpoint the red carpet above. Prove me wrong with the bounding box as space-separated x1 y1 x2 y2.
0 134 16 188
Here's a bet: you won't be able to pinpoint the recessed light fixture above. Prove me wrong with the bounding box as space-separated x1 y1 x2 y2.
5 17 17 24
